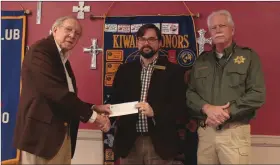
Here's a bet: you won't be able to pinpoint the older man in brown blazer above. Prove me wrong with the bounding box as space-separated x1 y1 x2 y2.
13 16 111 164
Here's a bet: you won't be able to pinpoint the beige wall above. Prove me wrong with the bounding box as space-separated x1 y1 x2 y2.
72 129 280 164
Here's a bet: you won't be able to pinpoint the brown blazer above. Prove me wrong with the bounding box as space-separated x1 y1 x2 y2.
13 35 93 159
110 56 187 160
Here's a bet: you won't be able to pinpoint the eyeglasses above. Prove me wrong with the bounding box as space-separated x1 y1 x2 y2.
138 37 158 44
209 24 228 31
60 25 81 37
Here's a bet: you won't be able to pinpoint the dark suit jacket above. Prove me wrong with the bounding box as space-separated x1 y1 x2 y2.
13 35 93 159
110 56 187 160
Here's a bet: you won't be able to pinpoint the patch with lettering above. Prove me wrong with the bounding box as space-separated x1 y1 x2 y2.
105 74 115 87
177 49 196 67
106 50 123 61
105 149 114 160
104 24 118 32
131 24 143 33
117 24 131 33
106 62 122 73
161 23 179 35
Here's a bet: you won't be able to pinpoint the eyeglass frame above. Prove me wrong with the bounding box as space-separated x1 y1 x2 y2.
59 25 82 37
137 37 159 44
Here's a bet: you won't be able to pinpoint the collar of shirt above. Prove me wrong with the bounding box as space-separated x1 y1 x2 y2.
216 52 223 59
140 55 159 69
213 41 236 59
55 40 70 64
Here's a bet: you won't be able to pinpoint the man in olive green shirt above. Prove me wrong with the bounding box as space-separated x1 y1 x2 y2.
186 10 266 164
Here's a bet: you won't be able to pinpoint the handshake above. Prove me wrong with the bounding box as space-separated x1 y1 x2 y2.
92 104 112 133
91 102 154 132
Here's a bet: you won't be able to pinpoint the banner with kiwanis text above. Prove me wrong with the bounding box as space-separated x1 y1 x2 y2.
1 11 26 164
102 15 197 164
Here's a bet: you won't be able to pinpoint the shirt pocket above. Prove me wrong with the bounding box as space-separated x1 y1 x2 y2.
227 67 247 87
194 69 211 91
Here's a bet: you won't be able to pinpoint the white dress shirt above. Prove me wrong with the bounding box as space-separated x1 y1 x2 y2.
55 41 97 123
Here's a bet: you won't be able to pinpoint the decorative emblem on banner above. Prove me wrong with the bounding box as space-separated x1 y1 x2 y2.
234 56 246 64
105 24 118 32
162 23 179 35
83 38 103 69
106 50 123 61
104 74 114 87
196 29 212 55
105 149 114 160
131 24 143 33
72 1 90 19
106 62 122 73
117 24 131 33
104 133 114 147
177 49 196 67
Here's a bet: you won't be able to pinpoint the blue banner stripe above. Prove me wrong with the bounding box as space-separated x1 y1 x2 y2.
1 11 26 164
1 10 25 16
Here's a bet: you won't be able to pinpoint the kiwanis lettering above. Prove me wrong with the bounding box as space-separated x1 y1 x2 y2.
113 35 136 48
113 34 190 49
162 35 189 49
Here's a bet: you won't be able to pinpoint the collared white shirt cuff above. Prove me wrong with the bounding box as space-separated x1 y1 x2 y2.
88 111 97 123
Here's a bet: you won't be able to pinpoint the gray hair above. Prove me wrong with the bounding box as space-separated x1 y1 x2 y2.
207 10 235 28
50 16 81 33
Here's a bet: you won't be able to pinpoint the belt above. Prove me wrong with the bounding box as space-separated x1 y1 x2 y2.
137 132 150 136
219 120 249 130
199 119 249 130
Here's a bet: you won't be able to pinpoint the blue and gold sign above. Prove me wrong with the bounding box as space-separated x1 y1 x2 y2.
177 49 196 67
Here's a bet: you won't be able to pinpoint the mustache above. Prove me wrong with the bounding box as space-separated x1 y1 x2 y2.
214 33 225 38
141 45 153 51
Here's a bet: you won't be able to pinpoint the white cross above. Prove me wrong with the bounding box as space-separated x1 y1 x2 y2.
72 1 90 19
83 38 103 69
196 29 212 55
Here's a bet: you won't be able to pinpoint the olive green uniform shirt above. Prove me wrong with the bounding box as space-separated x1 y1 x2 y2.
186 42 266 122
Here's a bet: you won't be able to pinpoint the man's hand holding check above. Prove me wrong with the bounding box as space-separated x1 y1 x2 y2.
109 101 154 117
135 102 154 117
97 101 154 132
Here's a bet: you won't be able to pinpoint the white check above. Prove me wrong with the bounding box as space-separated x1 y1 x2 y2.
109 101 139 117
